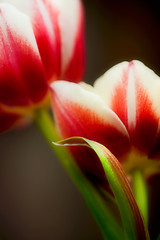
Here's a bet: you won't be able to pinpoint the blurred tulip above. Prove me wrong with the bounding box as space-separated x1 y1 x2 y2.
51 60 160 186
0 0 85 132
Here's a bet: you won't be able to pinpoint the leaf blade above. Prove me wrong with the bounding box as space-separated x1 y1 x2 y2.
55 137 150 240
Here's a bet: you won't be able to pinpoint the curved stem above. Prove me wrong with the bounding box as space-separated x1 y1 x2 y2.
34 109 70 165
132 169 149 225
34 109 124 240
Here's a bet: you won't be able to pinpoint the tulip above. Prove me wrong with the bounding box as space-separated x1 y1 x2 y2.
51 60 160 186
0 0 85 132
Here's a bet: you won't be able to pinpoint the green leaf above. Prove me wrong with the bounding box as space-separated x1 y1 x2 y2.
55 137 150 240
66 164 124 240
35 109 123 240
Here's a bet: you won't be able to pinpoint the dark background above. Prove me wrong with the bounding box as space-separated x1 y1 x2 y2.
0 0 160 239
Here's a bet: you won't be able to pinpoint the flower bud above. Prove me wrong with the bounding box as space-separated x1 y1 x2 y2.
0 0 85 132
51 61 160 182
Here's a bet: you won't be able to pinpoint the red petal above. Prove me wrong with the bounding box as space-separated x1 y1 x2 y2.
1 0 85 83
0 4 48 107
51 81 130 159
31 0 85 82
46 0 85 82
130 81 158 154
95 61 160 156
62 1 85 82
31 0 61 80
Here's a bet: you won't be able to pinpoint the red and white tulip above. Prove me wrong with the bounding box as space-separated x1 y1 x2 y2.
51 60 160 185
0 0 85 132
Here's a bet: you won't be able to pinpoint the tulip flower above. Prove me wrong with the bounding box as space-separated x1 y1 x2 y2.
50 60 160 186
0 0 85 132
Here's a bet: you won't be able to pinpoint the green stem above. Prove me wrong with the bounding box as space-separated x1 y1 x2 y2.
34 109 71 168
34 109 124 240
132 169 148 224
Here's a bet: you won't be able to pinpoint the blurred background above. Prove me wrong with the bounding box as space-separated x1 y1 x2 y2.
0 0 160 239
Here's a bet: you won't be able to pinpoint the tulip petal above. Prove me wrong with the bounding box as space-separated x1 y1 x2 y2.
30 0 61 80
51 80 130 186
0 3 48 107
51 80 130 157
1 0 61 79
1 0 85 82
94 60 160 155
45 0 85 82
61 0 85 82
